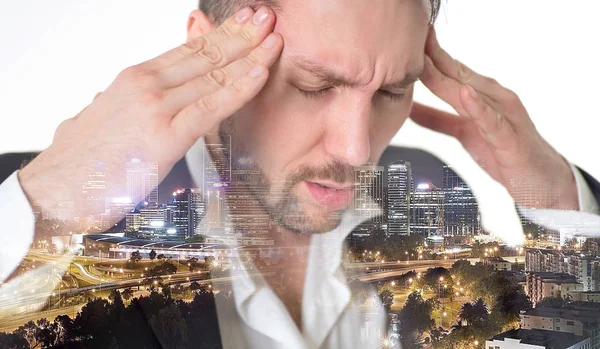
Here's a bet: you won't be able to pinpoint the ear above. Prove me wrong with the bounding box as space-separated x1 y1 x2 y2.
186 9 215 42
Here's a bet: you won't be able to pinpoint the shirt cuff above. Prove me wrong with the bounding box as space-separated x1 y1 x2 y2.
0 171 35 282
570 163 600 215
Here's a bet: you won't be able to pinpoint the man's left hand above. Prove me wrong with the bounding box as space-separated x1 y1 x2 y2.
411 27 578 211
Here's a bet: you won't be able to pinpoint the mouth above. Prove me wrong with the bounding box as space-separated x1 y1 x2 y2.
304 181 354 211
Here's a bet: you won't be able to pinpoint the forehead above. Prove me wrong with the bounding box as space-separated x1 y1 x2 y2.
274 0 430 85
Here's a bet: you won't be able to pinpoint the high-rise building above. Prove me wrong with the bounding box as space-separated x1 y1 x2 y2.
204 134 232 189
126 158 159 208
410 182 444 237
145 162 159 206
442 165 480 236
353 165 384 224
172 188 205 239
81 162 107 217
387 161 412 236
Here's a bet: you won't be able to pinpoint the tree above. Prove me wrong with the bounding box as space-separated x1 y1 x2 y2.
494 288 532 321
130 251 142 264
187 257 199 272
162 284 172 299
189 281 201 291
536 296 566 309
0 332 29 349
14 320 41 349
398 291 435 347
379 289 394 312
121 288 134 301
149 249 157 261
149 304 188 349
459 298 488 328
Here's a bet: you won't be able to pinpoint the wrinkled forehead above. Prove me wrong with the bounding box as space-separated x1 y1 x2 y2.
274 0 430 83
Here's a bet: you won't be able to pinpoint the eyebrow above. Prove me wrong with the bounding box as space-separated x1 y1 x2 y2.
288 55 423 90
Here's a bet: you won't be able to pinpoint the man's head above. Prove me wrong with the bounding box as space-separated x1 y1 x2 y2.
188 0 437 234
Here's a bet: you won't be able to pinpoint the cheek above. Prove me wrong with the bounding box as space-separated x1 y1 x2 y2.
227 89 322 174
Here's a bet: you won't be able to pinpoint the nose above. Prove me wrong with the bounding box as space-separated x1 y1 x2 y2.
322 95 371 167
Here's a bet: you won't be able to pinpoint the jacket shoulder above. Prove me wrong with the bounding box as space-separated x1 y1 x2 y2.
0 152 40 184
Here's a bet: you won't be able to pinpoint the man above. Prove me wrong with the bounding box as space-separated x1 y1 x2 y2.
1 0 600 348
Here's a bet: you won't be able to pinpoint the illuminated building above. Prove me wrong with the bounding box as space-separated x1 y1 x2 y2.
387 161 412 236
410 182 444 237
172 188 205 239
125 209 142 231
131 221 183 241
353 165 384 223
126 158 159 208
442 165 480 236
81 161 107 217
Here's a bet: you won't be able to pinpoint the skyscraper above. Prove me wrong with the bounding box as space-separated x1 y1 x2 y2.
442 165 480 236
81 161 107 217
387 161 412 236
126 158 159 208
204 134 232 189
172 188 205 239
410 182 444 237
353 165 384 223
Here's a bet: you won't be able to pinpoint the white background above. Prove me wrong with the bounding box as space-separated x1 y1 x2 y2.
1 1 599 243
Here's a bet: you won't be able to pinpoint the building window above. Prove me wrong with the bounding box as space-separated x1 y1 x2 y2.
556 327 560 331
566 321 574 326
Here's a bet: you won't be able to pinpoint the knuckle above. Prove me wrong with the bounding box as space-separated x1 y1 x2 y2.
505 89 521 104
238 28 256 46
183 37 207 53
206 69 228 87
231 80 246 96
485 77 501 87
217 23 236 39
243 53 260 68
198 45 224 65
119 66 159 87
456 61 472 81
495 112 507 129
198 94 219 112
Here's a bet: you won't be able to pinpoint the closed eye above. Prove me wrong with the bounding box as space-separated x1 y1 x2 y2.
378 90 406 102
298 87 406 102
297 87 333 99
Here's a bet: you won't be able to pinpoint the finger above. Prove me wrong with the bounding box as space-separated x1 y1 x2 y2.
143 7 255 71
159 6 276 88
460 85 517 149
171 65 269 145
163 33 283 112
409 102 461 138
426 27 514 104
422 55 497 117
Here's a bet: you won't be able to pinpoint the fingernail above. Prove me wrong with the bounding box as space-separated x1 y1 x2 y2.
253 7 270 25
261 33 277 49
235 7 253 24
466 85 478 99
248 65 265 78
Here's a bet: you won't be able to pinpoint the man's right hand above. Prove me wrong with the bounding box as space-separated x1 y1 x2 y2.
18 6 283 218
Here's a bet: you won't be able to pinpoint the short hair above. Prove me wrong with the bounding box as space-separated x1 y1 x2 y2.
199 0 441 25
